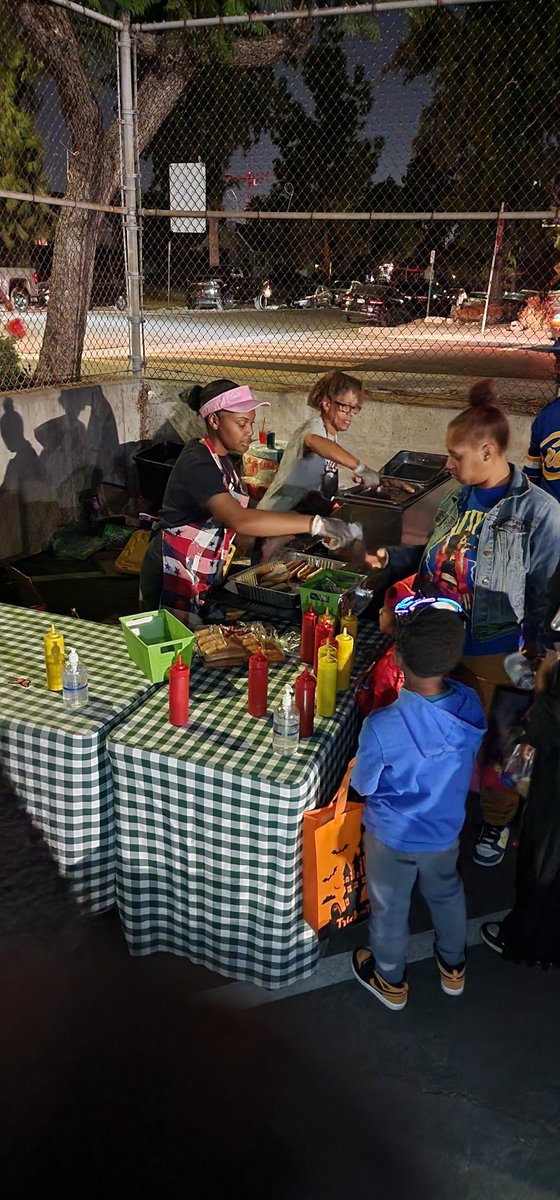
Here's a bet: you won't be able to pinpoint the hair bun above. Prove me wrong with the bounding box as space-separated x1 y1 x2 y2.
469 379 497 409
187 384 203 414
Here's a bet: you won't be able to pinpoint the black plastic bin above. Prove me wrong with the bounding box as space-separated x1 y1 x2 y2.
133 441 184 510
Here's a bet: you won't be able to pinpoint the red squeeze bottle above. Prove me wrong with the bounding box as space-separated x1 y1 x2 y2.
169 654 190 726
248 648 269 717
313 614 335 674
295 666 316 739
300 605 317 664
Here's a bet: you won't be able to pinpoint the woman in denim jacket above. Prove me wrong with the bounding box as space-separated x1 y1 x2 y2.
367 381 560 868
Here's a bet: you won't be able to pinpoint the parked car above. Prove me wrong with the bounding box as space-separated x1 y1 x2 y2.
185 273 272 311
330 279 366 308
36 274 127 312
346 284 406 326
290 284 333 309
346 278 454 326
0 266 42 311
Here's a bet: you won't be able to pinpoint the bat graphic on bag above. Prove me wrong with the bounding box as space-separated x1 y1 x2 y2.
322 867 338 883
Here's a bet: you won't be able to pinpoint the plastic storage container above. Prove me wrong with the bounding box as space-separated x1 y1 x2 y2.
120 609 194 682
133 441 184 510
299 569 365 619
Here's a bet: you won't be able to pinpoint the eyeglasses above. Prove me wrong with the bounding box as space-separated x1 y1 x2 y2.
334 401 362 416
394 596 467 623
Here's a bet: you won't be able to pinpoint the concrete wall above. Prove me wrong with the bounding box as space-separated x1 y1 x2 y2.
0 375 535 559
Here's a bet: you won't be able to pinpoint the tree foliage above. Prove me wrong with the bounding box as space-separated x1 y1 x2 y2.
253 29 382 274
387 1 560 290
0 1 51 260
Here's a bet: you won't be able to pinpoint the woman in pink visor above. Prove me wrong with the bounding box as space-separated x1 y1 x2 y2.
140 378 357 625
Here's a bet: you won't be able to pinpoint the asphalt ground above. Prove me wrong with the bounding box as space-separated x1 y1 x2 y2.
3 789 559 1200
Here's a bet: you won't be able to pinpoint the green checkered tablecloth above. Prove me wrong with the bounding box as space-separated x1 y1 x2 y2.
0 603 158 912
107 633 385 989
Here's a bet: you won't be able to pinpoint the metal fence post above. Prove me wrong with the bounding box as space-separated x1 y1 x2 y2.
118 14 143 379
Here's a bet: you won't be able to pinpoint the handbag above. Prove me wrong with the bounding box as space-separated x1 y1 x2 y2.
302 758 369 935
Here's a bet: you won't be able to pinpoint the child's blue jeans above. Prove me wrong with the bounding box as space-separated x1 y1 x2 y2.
364 829 467 983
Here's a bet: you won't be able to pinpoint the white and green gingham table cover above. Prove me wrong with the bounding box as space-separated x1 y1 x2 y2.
107 636 384 989
0 603 158 911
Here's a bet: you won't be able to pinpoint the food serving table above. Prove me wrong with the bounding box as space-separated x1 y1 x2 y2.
0 604 157 911
107 635 383 989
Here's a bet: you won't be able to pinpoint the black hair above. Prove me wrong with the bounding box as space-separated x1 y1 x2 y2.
448 379 510 452
396 608 465 679
187 379 238 416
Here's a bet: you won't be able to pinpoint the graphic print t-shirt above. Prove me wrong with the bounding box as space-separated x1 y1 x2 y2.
419 482 520 655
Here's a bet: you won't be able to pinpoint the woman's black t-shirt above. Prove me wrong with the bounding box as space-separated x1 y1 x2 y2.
158 440 238 528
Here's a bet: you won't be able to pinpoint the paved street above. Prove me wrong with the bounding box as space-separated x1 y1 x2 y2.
15 306 556 401
3 795 559 1199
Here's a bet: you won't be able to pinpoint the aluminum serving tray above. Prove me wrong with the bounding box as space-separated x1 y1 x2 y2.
225 552 348 610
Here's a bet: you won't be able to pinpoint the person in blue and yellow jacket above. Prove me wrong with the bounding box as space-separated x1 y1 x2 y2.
525 395 560 502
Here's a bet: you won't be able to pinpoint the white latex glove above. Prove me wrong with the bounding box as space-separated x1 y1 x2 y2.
310 515 359 551
353 462 380 489
364 548 389 570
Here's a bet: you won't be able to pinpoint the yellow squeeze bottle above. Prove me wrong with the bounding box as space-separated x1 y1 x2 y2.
44 623 65 691
316 640 338 717
341 613 358 667
335 630 354 691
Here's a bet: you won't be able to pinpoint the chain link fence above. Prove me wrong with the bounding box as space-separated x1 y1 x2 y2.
1 0 559 400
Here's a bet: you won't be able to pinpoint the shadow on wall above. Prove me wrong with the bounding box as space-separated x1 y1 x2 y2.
0 386 131 559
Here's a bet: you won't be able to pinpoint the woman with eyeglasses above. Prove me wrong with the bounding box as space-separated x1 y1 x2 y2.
367 380 560 870
258 370 379 517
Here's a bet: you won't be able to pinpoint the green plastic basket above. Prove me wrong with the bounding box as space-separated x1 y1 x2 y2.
298 569 364 618
120 609 194 682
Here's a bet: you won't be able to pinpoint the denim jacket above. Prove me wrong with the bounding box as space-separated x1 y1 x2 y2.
387 465 560 650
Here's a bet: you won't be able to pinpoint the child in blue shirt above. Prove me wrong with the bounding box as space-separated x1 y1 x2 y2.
351 597 486 1011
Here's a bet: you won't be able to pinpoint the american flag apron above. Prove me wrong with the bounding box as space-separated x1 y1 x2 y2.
160 437 248 624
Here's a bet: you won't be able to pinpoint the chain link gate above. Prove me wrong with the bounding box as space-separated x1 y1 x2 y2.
1 0 559 399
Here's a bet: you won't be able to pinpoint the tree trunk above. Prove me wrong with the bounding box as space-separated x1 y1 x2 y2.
34 176 102 386
12 3 310 387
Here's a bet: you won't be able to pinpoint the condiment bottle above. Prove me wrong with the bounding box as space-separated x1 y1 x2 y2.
62 648 89 710
313 613 335 674
300 605 317 665
294 666 316 739
316 640 338 718
248 648 269 717
44 623 65 691
272 684 300 754
336 629 354 691
169 653 190 726
341 612 358 666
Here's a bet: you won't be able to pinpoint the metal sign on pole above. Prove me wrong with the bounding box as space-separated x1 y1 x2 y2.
169 163 206 233
426 248 436 317
481 202 505 336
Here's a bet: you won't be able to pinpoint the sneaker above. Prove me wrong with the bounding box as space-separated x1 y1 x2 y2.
473 823 510 867
480 921 507 954
351 948 408 1011
435 952 466 996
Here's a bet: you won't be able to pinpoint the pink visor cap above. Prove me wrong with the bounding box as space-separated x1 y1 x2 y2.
199 384 270 421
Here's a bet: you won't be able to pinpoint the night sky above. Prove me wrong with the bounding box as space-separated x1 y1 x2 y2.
34 10 431 203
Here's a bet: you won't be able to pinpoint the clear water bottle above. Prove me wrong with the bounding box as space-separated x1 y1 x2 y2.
504 652 535 691
272 684 300 755
62 648 89 710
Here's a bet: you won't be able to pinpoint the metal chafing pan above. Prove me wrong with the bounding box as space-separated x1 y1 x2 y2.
225 552 350 610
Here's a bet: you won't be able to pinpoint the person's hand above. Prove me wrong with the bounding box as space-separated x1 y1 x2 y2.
310 515 360 551
365 548 389 570
353 463 380 489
